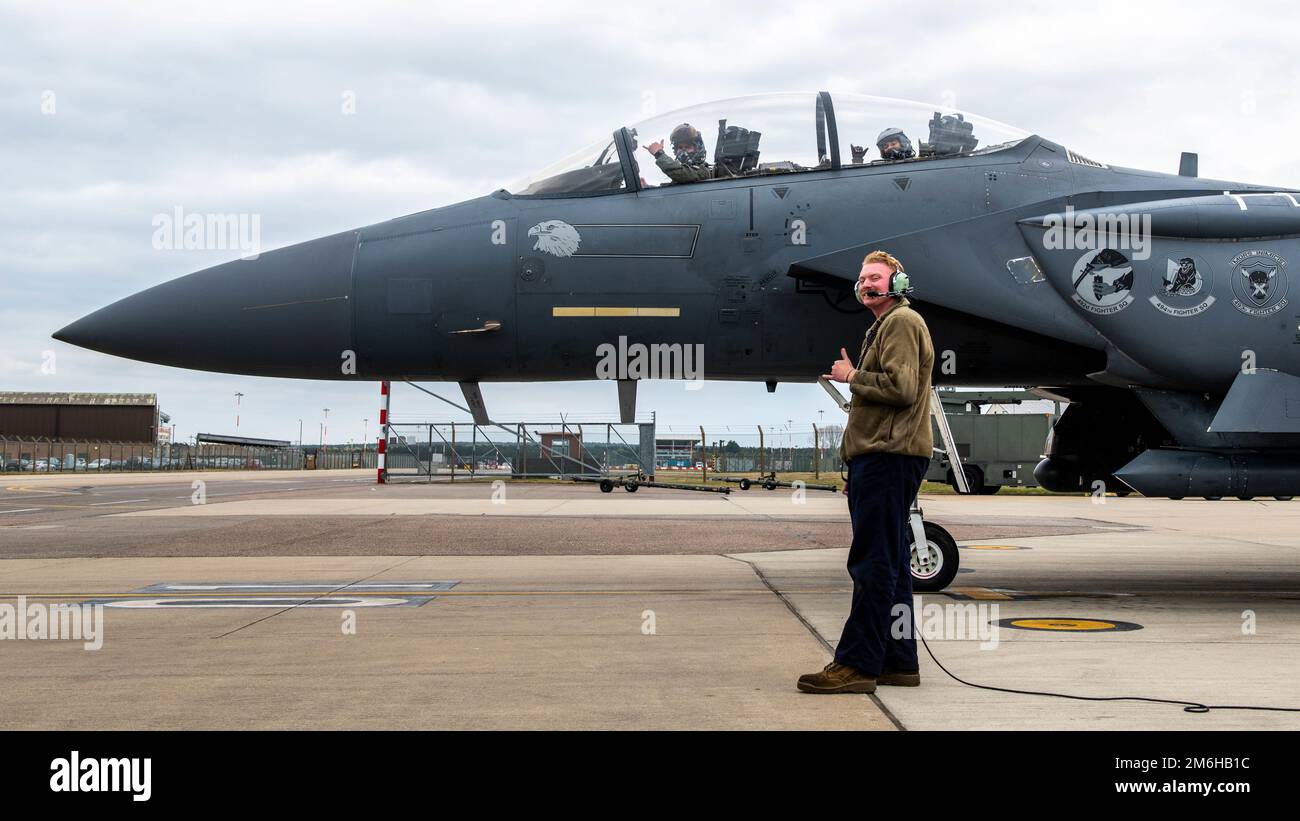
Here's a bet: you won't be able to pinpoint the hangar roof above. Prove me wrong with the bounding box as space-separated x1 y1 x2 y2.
0 392 158 407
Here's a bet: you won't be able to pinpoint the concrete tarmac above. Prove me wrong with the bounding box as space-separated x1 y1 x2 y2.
1 471 1297 729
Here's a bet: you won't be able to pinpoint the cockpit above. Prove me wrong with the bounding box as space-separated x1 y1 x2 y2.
504 92 1031 197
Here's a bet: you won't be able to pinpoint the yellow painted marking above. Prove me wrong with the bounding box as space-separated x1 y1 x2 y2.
963 544 1021 550
1009 618 1117 631
947 587 1013 601
552 307 680 318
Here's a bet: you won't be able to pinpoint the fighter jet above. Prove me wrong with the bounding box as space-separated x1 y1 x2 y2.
53 92 1300 499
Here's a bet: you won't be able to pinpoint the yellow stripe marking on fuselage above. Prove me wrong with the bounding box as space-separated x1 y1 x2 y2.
552 307 680 317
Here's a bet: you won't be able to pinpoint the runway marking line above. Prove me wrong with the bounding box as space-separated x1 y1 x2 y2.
947 586 1014 601
0 588 849 600
0 503 159 511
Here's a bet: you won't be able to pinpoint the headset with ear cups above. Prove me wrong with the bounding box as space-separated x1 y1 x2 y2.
854 258 914 303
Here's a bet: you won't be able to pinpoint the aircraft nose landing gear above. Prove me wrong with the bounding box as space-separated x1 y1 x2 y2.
908 500 959 591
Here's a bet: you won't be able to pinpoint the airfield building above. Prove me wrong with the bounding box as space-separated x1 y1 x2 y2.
0 392 160 443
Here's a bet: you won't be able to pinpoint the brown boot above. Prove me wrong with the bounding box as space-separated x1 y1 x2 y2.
797 661 877 694
877 669 921 687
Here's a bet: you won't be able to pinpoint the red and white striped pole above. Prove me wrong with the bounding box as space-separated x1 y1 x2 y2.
377 380 390 484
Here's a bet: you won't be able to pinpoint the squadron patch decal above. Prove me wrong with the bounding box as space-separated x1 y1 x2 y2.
528 220 582 258
1070 248 1135 315
1230 249 1289 317
1148 254 1215 317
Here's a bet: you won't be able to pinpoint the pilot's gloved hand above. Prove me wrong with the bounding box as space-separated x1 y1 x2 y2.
850 144 867 164
644 140 665 156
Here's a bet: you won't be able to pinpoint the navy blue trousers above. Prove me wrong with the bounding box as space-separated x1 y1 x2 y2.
834 452 930 676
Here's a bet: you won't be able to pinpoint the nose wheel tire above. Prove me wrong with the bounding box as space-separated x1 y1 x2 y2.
909 521 959 592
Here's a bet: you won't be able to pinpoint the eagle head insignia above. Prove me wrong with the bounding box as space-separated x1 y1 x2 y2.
528 220 581 258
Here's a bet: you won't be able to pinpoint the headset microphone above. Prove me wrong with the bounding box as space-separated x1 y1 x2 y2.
855 268 914 302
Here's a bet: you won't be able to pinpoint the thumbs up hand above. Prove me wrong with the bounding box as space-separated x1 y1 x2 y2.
822 348 856 383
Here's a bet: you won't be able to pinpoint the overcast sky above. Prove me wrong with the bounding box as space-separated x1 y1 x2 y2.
4 0 1300 444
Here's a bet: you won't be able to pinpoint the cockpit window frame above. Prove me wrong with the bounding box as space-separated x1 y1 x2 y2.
829 93 1030 170
615 127 641 194
817 91 840 170
505 132 632 200
502 92 1031 197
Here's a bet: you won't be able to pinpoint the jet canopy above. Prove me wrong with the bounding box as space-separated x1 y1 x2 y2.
504 92 1031 196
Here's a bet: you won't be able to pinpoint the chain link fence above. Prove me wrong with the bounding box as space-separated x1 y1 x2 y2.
384 421 653 481
380 421 844 482
658 425 845 477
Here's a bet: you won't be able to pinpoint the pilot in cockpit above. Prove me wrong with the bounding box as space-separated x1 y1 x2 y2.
643 123 713 184
875 127 916 161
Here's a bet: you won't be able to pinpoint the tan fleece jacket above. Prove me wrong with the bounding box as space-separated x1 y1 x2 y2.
838 298 935 461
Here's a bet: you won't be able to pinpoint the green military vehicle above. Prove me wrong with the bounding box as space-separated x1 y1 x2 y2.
926 390 1061 494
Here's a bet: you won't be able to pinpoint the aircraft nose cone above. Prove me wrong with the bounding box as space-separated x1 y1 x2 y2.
51 317 91 346
54 230 359 378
